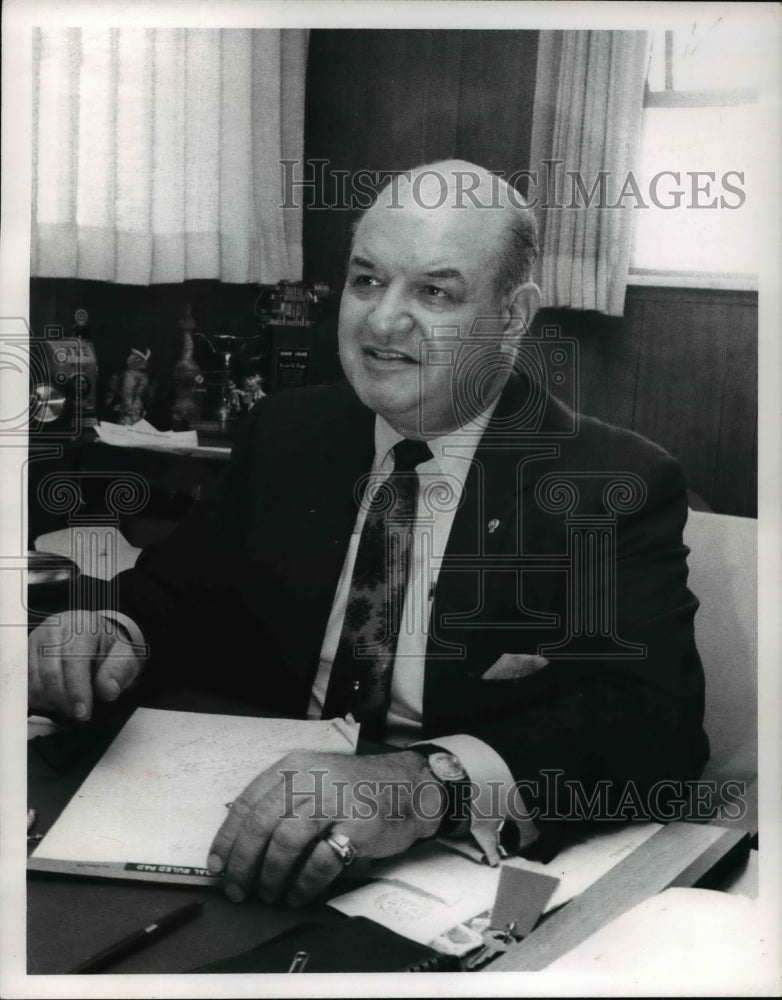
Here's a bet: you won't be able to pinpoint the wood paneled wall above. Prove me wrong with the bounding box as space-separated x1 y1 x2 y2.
535 287 758 517
302 29 539 290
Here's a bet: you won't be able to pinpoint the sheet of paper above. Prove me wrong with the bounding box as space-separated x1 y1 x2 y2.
509 820 662 911
34 526 141 579
330 878 494 946
95 419 199 450
330 841 528 945
329 821 662 946
362 840 496 906
547 887 769 990
29 708 359 883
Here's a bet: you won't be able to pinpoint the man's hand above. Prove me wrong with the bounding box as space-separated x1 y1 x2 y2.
208 750 446 907
28 611 146 722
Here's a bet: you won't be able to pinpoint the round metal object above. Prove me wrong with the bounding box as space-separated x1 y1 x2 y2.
30 384 66 423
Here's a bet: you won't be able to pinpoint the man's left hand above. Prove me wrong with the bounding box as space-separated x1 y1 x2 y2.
207 750 445 907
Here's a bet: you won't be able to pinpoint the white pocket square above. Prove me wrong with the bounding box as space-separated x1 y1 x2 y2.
482 653 550 681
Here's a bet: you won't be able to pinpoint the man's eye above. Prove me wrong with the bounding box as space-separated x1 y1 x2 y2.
351 273 382 289
420 285 452 302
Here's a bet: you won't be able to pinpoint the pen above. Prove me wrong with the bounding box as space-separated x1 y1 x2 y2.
69 900 203 974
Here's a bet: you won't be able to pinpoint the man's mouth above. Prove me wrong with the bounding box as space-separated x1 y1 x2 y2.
362 346 417 364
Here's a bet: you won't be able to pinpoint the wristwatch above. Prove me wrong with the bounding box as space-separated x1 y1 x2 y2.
411 744 472 837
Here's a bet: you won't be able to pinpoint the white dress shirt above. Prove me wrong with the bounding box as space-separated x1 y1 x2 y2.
308 405 497 739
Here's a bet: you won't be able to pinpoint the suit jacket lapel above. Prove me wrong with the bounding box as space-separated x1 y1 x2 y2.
423 375 576 722
434 372 572 564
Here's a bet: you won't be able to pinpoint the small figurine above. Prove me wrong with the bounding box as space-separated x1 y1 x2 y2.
219 375 266 424
229 382 246 414
242 374 266 407
170 304 205 430
105 348 151 425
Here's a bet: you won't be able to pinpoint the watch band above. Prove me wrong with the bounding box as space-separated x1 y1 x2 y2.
409 744 472 837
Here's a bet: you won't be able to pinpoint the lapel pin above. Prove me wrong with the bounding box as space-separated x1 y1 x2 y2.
488 518 500 533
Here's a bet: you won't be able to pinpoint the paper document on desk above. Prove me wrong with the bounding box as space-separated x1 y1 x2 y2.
34 526 141 579
28 707 359 885
329 822 661 947
95 419 199 451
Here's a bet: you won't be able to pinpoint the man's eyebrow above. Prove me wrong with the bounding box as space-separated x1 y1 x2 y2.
347 258 467 285
349 255 375 269
424 268 466 284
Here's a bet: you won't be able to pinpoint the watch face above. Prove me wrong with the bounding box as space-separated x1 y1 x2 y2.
429 751 468 783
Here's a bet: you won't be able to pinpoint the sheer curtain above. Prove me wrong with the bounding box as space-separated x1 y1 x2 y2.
31 28 307 285
530 31 649 316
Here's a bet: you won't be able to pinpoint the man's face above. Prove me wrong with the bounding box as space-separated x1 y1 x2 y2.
338 192 519 438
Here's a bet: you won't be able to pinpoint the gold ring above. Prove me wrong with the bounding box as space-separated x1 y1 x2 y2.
324 832 357 866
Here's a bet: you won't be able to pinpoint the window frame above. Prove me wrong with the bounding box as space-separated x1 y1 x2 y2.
628 28 759 291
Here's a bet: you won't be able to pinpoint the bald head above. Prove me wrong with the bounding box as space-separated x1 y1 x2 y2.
359 160 539 302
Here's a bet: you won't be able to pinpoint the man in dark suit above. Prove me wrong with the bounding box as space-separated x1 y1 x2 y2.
28 161 708 907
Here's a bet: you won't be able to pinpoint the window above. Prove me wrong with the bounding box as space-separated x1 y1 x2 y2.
630 18 763 287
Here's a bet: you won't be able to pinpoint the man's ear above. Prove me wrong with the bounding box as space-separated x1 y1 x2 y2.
504 282 541 337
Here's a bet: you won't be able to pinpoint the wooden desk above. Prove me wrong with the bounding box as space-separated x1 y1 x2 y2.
80 436 231 502
30 434 233 549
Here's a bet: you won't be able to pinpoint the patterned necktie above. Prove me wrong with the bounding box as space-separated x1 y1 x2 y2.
322 438 433 739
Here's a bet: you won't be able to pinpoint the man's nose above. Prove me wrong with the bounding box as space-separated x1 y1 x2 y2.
366 283 414 338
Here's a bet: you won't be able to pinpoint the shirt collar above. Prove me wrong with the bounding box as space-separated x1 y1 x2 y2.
374 396 500 486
